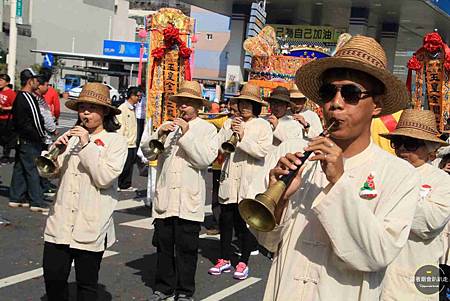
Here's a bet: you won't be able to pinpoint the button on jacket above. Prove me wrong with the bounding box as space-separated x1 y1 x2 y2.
252 142 420 301
381 163 450 301
145 117 219 222
117 101 137 148
44 130 128 252
216 117 273 205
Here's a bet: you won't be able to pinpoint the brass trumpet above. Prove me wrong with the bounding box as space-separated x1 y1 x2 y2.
221 132 239 154
238 121 336 232
147 111 185 160
36 118 88 178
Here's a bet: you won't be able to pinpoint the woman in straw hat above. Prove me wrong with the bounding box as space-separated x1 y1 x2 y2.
378 109 450 300
142 81 218 301
265 86 303 146
288 83 323 138
42 82 128 301
208 83 272 280
251 35 421 300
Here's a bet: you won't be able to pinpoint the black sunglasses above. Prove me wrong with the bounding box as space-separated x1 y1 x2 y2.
390 136 425 151
319 83 374 104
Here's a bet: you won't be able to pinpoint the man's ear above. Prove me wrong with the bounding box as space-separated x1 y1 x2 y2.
372 97 382 116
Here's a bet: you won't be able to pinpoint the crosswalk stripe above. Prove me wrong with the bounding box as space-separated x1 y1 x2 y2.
0 250 119 289
115 199 145 211
120 217 154 229
200 277 261 301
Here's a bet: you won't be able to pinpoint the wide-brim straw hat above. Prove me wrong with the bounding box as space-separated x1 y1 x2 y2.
380 109 448 145
265 86 294 105
169 80 209 107
289 83 306 99
295 35 408 116
66 82 121 115
231 83 268 106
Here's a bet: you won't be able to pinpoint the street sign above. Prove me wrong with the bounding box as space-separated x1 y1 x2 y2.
16 0 23 24
103 40 149 58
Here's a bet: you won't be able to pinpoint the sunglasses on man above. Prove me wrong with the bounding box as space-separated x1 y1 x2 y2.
319 83 376 105
390 136 425 151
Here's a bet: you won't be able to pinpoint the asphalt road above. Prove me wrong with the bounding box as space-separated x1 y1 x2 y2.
0 102 271 301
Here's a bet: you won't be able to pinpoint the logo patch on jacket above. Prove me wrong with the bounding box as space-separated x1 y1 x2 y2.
419 184 432 198
359 172 378 199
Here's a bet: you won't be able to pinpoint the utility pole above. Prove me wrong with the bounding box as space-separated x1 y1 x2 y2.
7 0 17 85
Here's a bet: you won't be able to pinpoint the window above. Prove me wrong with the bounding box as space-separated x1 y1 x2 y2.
206 33 213 40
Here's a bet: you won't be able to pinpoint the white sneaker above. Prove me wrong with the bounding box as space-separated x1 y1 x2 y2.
233 262 249 280
208 259 232 275
118 187 138 192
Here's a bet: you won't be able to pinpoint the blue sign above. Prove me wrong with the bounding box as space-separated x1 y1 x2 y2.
429 0 450 17
42 53 54 68
103 40 149 58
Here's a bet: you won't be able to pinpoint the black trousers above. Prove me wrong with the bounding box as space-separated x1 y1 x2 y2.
136 118 145 148
211 169 221 227
219 203 257 265
118 147 136 189
43 242 104 301
153 217 200 297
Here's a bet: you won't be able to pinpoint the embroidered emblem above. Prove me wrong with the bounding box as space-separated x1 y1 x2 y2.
419 184 432 198
94 139 105 147
359 172 378 199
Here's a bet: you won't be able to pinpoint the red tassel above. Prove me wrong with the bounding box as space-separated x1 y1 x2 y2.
184 58 191 81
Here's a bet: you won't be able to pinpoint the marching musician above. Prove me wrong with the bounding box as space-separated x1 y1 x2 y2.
208 83 272 280
143 81 218 301
379 109 450 300
266 86 303 146
42 83 128 301
253 36 420 300
288 83 323 138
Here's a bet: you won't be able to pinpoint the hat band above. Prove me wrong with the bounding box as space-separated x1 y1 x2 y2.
241 91 261 99
396 121 438 135
79 90 110 104
335 48 386 69
178 87 202 98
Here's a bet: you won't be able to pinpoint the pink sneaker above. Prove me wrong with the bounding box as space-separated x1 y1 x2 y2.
233 262 249 280
208 259 231 275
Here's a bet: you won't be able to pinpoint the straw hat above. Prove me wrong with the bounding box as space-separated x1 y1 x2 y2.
66 82 121 115
295 35 408 116
231 83 268 106
169 80 209 107
289 84 306 99
265 86 294 105
380 109 448 145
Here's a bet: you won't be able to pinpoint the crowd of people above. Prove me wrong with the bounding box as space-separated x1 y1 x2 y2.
2 34 450 301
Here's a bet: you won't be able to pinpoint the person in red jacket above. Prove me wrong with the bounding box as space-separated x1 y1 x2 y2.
43 84 60 122
0 74 17 164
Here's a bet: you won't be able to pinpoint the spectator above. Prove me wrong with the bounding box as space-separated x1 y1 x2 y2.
42 70 60 123
135 86 146 147
0 74 16 165
116 86 141 191
9 68 49 212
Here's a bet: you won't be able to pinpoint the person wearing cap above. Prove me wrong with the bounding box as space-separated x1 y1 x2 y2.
0 73 16 165
42 82 127 301
116 86 141 192
377 109 450 300
141 81 218 301
251 35 421 300
266 86 303 146
208 83 272 280
9 68 49 212
289 83 323 138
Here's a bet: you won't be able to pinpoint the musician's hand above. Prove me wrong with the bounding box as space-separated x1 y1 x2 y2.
53 130 72 152
173 118 189 134
292 114 309 129
269 152 306 223
231 117 244 139
160 123 176 135
304 137 343 184
267 115 278 129
70 126 90 146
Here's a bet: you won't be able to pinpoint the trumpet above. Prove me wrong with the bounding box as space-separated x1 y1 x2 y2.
36 118 88 178
238 121 336 232
147 111 185 160
221 132 239 154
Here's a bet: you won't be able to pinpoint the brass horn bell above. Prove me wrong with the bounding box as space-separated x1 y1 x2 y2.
239 181 286 232
35 146 62 178
147 134 167 161
221 133 239 154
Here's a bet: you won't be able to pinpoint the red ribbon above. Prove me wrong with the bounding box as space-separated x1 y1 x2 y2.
423 32 443 53
407 55 421 71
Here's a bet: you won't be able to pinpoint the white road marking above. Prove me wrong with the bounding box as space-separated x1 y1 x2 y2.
115 199 145 211
201 277 261 301
0 251 118 289
120 217 154 230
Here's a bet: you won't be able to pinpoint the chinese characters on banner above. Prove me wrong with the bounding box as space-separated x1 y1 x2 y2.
425 60 443 122
269 24 342 44
163 50 179 120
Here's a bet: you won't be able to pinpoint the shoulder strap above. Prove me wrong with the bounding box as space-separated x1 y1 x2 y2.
379 114 398 133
